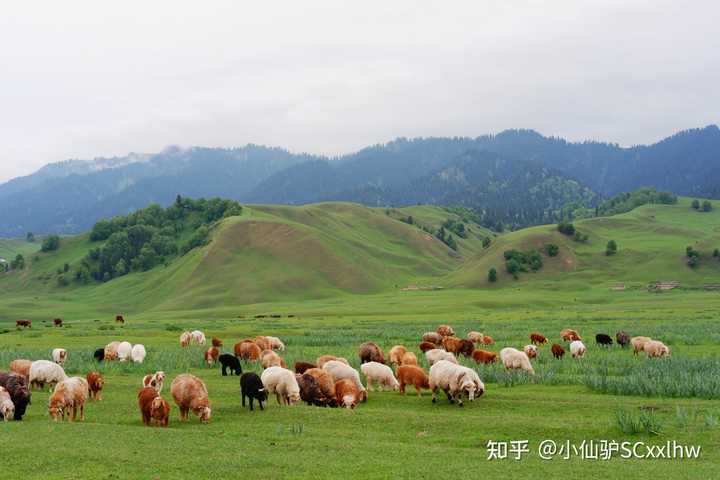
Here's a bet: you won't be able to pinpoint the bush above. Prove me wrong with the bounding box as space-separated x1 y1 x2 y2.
702 200 712 212
41 235 60 252
557 221 575 236
488 267 497 282
692 199 700 210
606 240 618 256
545 244 559 257
482 236 492 249
504 249 543 278
686 246 700 268
573 231 589 243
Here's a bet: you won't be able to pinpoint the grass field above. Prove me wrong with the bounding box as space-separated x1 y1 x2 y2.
1 200 719 478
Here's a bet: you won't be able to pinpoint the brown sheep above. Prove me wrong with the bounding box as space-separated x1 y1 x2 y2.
204 347 220 366
418 341 436 353
397 365 430 396
436 325 455 337
296 373 333 407
138 386 159 426
335 378 361 409
16 319 32 329
86 371 105 401
304 368 337 404
150 396 170 427
358 342 385 364
388 345 408 365
9 359 32 381
551 343 565 359
170 374 211 423
421 332 443 345
442 337 475 357
254 336 273 351
261 350 286 369
400 352 418 366
48 377 88 422
561 329 582 342
294 361 316 374
316 355 349 369
471 349 498 364
211 337 223 347
481 335 495 345
53 318 63 327
530 333 548 345
235 341 262 362
115 315 125 324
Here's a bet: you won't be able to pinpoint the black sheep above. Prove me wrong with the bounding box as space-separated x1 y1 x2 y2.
93 348 105 362
595 333 613 347
616 331 630 348
219 354 242 376
240 372 267 411
0 372 31 420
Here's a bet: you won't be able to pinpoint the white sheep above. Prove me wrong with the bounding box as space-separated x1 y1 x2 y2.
631 336 652 355
499 347 535 374
322 360 367 400
265 336 285 351
523 344 538 359
0 386 14 421
142 371 166 393
425 348 458 366
260 366 300 405
190 330 206 345
570 340 586 359
360 361 399 391
131 344 147 364
29 360 68 391
52 348 67 365
179 331 192 347
104 341 121 360
644 340 670 358
428 360 485 406
117 341 133 362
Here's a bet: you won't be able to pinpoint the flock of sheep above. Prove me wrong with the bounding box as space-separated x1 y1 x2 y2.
0 322 671 424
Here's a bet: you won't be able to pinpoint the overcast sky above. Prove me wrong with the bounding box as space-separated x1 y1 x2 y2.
1 1 718 183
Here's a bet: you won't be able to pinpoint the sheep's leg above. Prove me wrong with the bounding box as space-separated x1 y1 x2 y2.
242 394 246 407
222 365 228 376
444 389 454 404
455 393 464 407
431 387 438 403
80 403 85 421
276 393 282 405
416 384 422 397
399 381 405 395
258 399 264 411
249 397 254 411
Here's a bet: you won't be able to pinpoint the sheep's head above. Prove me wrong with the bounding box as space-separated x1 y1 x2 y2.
195 406 212 423
48 400 64 421
256 387 268 401
341 394 357 409
1 401 14 421
288 392 301 405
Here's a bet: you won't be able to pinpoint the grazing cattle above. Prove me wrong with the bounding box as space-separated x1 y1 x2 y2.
294 361 316 374
15 319 31 329
205 347 220 366
429 360 485 406
53 318 63 327
388 345 408 365
551 343 565 359
211 337 223 347
115 315 125 324
93 348 105 362
260 367 301 406
180 331 192 348
0 386 14 421
418 341 436 353
397 365 430 396
631 336 652 356
570 340 586 359
48 377 89 422
499 348 535 374
616 331 630 348
104 341 120 361
481 335 495 345
400 352 418 366
467 331 484 344
303 368 337 406
235 341 262 362
86 372 104 401
296 373 333 407
360 362 399 391
171 374 211 423
595 333 613 347
442 337 474 357
29 360 67 391
219 354 242 376
117 341 133 362
9 359 32 381
254 336 272 351
335 379 362 409
422 332 443 345
644 340 670 358
190 330 206 345
138 387 161 426
530 333 548 345
523 345 538 359
471 349 498 364
240 372 268 411
316 355 349 369
358 342 385 364
52 348 67 365
436 325 455 337
425 349 458 366
142 371 166 393
131 344 147 364
261 350 286 369
561 329 582 342
322 361 367 402
0 373 31 420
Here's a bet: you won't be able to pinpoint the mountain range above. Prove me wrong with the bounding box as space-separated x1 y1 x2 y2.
1 125 719 236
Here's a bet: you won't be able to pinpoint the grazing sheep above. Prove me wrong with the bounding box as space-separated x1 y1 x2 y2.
296 373 334 407
265 336 285 351
471 349 498 364
0 386 14 421
86 372 105 401
400 352 419 366
131 344 147 364
254 336 272 351
396 365 430 396
219 354 243 376
48 377 89 422
360 362 399 391
570 340 586 359
644 340 670 358
429 360 485 406
616 331 630 348
335 379 362 409
388 345 408 365
117 341 133 362
93 348 105 362
190 330 206 345
52 348 67 365
530 333 548 345
425 348 458 366
211 337 223 347
442 337 474 357
316 355 349 369
138 387 160 426
151 396 170 427
0 373 31 420
180 331 192 347
294 361 316 374
171 374 211 423
303 368 337 405
358 342 385 364
240 372 268 411
418 341 436 353
205 347 220 366
261 350 286 369
499 348 535 374
422 332 443 345
436 325 455 337
104 341 120 360
235 341 262 362
551 343 565 359
322 361 367 401
29 360 67 391
260 367 301 406
631 336 652 356
115 315 125 324
481 335 495 345
53 318 63 327
9 359 32 381
467 331 484 344
595 333 613 347
142 371 166 393
523 345 538 359
561 329 582 342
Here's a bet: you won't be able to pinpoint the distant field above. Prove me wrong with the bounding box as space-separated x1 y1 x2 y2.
0 237 39 262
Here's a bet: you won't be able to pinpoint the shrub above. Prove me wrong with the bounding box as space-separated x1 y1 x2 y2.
482 236 492 248
692 199 700 210
686 246 700 268
488 267 497 282
545 244 559 257
41 235 60 252
573 231 589 243
702 200 712 212
557 221 575 236
606 240 618 256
